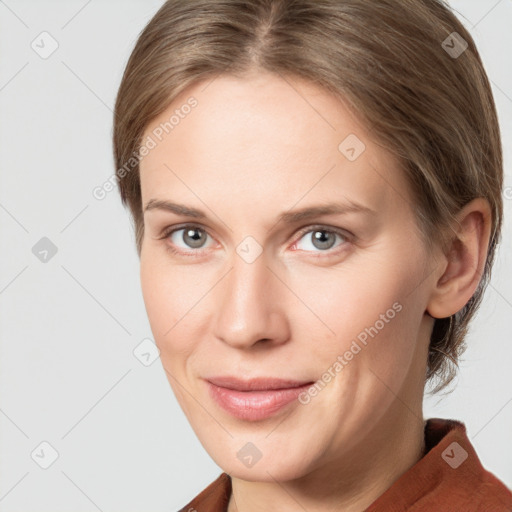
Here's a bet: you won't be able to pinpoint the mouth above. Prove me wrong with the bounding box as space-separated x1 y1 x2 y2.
205 376 315 421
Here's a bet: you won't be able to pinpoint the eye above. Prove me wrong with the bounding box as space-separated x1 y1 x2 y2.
159 223 351 257
291 226 350 254
162 225 216 253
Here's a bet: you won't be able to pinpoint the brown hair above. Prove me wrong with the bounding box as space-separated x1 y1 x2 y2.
112 0 503 393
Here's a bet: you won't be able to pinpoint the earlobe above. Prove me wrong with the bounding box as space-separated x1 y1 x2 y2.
426 198 492 319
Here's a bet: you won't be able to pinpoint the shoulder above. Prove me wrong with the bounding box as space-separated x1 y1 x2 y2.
366 418 512 511
468 463 512 511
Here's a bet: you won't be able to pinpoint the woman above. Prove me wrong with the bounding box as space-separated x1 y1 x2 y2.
112 0 512 510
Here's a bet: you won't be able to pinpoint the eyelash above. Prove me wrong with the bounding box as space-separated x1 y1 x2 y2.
158 223 353 258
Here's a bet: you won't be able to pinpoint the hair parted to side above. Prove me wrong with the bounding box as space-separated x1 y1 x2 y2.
112 0 503 394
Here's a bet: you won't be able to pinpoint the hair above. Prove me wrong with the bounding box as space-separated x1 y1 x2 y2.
112 0 503 394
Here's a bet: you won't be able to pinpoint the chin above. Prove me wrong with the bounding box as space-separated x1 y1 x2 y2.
226 459 309 483
204 438 315 482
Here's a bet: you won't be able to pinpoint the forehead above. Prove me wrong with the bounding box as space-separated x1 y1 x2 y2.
139 72 411 220
142 71 368 161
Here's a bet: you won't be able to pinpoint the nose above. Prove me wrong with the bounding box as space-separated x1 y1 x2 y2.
212 252 290 350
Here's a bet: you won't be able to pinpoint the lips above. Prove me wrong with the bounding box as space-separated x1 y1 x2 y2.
206 376 313 391
205 376 315 421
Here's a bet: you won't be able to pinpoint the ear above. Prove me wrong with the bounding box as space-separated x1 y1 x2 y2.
426 198 492 319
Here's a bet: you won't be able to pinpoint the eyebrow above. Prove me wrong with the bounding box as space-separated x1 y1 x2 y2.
143 198 376 224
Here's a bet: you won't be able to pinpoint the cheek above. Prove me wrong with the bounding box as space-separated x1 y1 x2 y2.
288 246 426 372
140 256 170 338
140 253 214 359
289 262 404 335
140 255 186 349
338 249 429 387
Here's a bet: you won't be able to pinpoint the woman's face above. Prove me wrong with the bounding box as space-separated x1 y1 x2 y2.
139 71 438 481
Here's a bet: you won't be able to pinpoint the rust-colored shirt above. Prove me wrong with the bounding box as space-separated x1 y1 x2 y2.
179 418 512 511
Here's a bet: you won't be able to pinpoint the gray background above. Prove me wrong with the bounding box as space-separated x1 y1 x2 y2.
0 1 511 510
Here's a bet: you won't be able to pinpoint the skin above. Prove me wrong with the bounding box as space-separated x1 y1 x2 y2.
138 70 491 512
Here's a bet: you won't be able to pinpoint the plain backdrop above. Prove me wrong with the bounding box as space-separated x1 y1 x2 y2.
0 1 511 510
